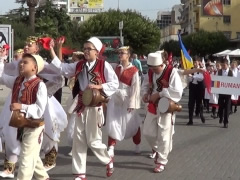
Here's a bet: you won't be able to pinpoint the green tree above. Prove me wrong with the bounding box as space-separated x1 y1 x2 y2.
35 0 78 47
160 40 180 57
160 30 229 57
78 9 160 55
183 30 229 56
16 0 39 32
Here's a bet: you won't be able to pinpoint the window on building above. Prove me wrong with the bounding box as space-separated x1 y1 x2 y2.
74 16 84 22
223 31 231 39
223 0 231 5
237 32 240 39
223 15 231 23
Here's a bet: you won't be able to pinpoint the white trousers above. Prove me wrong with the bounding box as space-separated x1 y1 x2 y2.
72 107 111 174
17 126 49 180
143 112 174 165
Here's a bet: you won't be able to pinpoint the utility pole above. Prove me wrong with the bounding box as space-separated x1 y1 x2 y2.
119 21 124 46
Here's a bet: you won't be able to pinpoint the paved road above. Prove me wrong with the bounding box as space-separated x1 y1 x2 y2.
1 87 240 180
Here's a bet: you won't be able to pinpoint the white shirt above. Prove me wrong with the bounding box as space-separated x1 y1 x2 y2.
0 73 47 119
222 68 229 76
51 56 119 97
141 67 183 103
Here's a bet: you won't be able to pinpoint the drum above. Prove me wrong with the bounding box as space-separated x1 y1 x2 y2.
82 88 108 107
158 97 182 113
9 111 44 128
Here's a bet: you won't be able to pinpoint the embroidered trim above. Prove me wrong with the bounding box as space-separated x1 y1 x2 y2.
3 159 16 173
156 66 168 92
44 146 57 167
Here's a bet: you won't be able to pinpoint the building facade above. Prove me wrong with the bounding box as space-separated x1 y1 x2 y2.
40 0 102 23
67 0 103 22
157 11 172 29
158 5 182 44
180 0 240 40
160 24 181 44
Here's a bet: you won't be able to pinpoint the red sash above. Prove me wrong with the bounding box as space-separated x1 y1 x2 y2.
147 65 173 114
115 65 138 86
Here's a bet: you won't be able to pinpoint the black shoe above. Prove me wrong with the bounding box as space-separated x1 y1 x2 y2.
211 114 217 119
186 121 193 125
223 124 228 128
219 118 223 124
234 107 237 113
200 115 205 123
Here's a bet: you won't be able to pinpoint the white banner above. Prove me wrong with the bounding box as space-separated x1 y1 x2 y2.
0 24 13 62
211 75 240 95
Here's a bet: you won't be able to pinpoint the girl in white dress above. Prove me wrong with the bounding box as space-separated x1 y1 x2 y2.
106 46 141 157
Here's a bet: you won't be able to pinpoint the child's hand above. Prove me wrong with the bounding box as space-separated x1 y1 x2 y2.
58 36 65 44
10 103 22 111
142 94 149 103
149 92 160 103
88 84 102 90
49 39 55 49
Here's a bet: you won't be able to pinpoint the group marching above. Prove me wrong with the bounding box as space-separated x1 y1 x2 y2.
0 36 238 180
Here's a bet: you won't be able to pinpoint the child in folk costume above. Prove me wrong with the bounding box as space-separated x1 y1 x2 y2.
0 54 49 180
106 46 141 157
14 49 24 61
23 37 67 171
0 46 24 179
0 36 67 178
50 37 118 180
142 52 183 173
65 51 85 156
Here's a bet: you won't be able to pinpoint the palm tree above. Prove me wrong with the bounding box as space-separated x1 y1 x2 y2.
27 0 39 32
16 0 40 32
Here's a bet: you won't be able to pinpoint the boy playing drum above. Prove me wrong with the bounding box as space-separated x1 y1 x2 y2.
50 37 119 180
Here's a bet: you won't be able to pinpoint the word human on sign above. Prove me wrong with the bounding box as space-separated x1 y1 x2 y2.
211 75 240 95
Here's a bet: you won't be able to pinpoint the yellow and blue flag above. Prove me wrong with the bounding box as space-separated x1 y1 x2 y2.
178 34 193 69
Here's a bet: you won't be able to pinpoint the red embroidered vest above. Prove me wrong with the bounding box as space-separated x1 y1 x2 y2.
74 59 107 113
12 76 42 104
147 65 173 114
115 65 138 86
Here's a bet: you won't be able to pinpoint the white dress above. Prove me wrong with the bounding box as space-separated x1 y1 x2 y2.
106 64 142 141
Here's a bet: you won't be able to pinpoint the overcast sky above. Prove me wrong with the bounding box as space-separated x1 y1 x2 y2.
0 0 180 20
